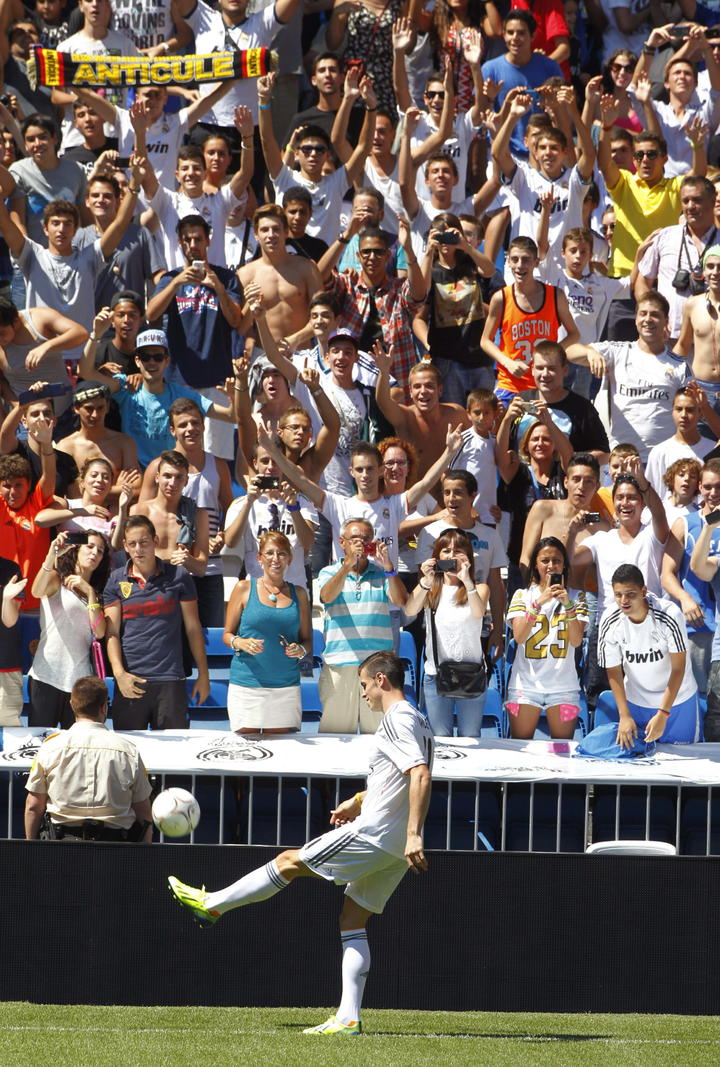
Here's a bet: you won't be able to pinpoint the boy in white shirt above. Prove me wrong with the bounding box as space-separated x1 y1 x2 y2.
448 388 501 526
645 386 717 498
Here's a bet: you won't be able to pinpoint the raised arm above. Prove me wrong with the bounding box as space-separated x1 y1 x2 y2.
629 455 669 544
491 88 530 180
411 63 455 168
661 517 705 628
257 73 284 180
370 342 412 436
405 423 465 511
392 16 415 114
559 85 595 181
344 77 378 186
257 422 325 508
230 105 255 198
597 95 622 191
296 367 341 474
99 155 142 258
398 107 422 221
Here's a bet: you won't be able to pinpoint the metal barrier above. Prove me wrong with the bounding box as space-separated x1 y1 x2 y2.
5 769 720 854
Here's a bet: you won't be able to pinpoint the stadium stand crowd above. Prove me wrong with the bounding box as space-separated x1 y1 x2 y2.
1 0 720 759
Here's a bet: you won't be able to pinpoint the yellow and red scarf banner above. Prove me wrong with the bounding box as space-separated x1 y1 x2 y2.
28 44 276 90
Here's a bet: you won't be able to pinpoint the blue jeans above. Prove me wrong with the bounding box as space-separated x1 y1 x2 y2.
431 359 495 406
422 673 486 737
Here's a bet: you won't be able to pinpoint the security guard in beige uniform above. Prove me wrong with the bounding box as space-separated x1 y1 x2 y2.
24 676 153 842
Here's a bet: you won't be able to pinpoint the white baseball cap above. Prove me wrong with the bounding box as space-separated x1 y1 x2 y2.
136 329 169 351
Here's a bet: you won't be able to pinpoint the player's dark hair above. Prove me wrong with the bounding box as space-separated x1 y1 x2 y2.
612 474 643 498
528 536 569 587
295 124 331 148
358 225 390 249
359 650 405 690
312 51 341 74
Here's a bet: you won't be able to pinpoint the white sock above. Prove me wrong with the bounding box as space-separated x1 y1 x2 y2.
205 860 289 915
336 928 370 1026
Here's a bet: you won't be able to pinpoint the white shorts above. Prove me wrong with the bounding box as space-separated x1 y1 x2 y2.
299 828 407 914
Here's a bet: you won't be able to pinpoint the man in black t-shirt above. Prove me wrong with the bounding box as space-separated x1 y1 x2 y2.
283 52 364 151
62 100 118 177
92 290 144 378
518 341 610 463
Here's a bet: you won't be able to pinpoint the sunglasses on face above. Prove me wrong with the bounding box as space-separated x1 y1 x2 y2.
633 149 660 160
611 62 633 73
359 247 386 258
137 350 166 363
298 144 327 155
425 90 445 100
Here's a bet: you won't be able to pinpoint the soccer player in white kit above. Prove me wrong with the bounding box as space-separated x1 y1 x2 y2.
168 651 433 1035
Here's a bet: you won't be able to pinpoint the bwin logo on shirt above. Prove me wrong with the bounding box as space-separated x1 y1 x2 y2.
624 648 664 663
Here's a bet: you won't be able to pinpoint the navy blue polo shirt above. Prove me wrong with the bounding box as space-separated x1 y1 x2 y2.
103 560 196 681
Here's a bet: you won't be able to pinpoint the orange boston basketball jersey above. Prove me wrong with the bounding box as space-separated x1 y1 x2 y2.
497 284 561 393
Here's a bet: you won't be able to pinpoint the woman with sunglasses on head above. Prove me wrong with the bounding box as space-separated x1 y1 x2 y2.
583 51 643 135
27 528 110 729
406 529 490 736
224 530 311 735
506 536 587 740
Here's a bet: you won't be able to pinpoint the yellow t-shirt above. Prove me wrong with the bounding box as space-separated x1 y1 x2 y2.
608 171 683 277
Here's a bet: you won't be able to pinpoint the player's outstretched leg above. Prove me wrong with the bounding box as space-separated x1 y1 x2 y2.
169 852 303 927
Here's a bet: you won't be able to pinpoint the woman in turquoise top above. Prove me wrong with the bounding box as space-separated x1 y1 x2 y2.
224 531 311 733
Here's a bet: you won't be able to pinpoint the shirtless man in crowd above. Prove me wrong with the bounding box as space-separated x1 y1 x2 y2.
372 345 469 483
674 247 720 425
519 452 612 586
130 449 209 576
58 381 140 499
237 204 321 350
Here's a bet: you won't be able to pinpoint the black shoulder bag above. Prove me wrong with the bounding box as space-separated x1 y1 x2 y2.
428 600 487 698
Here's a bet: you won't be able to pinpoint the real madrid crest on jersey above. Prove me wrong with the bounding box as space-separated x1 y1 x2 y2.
119 581 133 599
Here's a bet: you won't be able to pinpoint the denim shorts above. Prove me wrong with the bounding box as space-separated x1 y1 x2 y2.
506 686 580 711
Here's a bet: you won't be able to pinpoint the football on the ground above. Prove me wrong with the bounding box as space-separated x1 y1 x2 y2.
152 788 201 837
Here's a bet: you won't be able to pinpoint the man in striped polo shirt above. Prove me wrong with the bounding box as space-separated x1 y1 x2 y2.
318 518 407 733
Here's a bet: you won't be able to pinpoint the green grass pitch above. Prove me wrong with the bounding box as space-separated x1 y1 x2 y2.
2 1004 720 1066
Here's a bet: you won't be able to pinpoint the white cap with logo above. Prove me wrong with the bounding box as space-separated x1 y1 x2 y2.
136 329 169 351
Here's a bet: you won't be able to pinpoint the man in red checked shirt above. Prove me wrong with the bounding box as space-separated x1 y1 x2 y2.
319 214 427 400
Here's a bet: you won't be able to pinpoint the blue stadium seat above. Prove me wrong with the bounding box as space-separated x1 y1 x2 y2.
185 679 230 730
505 784 587 852
311 627 325 667
424 781 502 850
203 627 232 661
592 785 678 846
594 689 619 728
398 629 418 697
